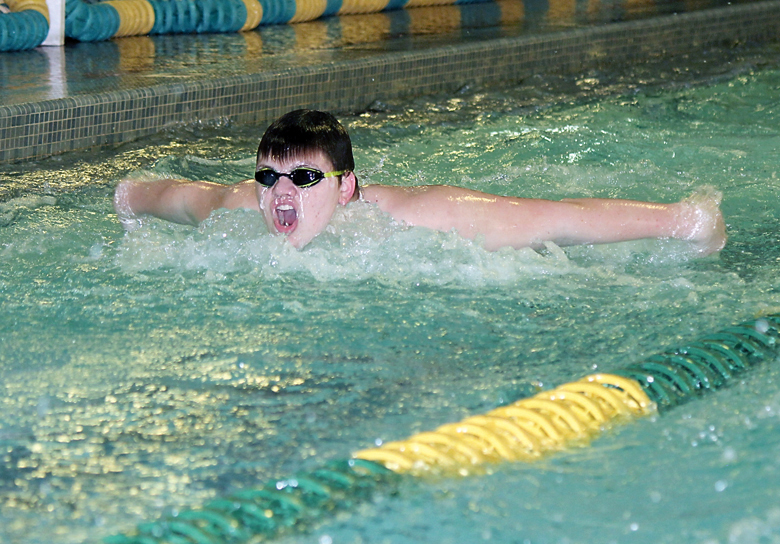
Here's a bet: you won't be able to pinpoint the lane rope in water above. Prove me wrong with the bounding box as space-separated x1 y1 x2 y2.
106 313 780 544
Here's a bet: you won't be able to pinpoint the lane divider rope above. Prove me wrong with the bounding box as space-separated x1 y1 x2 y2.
105 313 780 543
354 372 653 474
2 0 516 50
1 0 49 50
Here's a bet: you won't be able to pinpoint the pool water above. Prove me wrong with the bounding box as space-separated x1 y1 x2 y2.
2 44 780 544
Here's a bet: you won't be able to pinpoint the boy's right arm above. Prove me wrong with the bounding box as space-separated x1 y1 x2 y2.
113 177 256 230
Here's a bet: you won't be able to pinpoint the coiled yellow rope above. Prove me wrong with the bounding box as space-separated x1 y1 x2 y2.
6 0 49 22
240 0 262 31
354 373 654 475
104 0 155 37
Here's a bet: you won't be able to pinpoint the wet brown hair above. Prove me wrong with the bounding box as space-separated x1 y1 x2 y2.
257 109 359 199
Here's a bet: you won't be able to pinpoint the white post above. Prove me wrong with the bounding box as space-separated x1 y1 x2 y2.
42 0 64 46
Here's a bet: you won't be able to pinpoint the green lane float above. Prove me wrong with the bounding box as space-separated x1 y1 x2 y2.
106 313 779 543
65 0 121 42
104 459 399 544
1 0 49 50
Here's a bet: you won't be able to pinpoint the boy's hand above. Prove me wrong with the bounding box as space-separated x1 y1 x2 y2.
674 186 727 256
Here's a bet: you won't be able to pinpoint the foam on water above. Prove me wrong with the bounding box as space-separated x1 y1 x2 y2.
114 193 716 289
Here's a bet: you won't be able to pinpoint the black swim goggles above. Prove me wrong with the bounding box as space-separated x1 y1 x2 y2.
254 167 345 188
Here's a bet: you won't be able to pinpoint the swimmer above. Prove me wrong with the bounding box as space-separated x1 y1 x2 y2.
114 109 727 255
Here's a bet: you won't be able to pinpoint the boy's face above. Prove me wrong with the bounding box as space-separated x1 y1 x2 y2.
255 151 354 249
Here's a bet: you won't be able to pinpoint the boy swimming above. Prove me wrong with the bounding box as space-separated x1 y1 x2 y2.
114 109 727 255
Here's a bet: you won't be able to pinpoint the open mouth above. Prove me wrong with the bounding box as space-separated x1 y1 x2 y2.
274 202 298 233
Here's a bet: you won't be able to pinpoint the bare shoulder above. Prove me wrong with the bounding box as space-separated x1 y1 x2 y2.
360 184 505 234
360 184 469 211
360 184 411 205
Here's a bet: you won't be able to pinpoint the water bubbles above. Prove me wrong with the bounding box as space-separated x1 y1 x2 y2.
723 447 737 462
755 318 770 334
114 199 584 286
728 509 780 544
715 480 728 492
88 241 104 260
36 396 50 418
276 479 294 490
756 396 780 420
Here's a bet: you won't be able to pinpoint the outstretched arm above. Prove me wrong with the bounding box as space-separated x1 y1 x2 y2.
113 177 256 230
362 185 726 255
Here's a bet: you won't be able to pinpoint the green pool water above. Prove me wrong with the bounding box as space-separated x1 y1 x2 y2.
2 44 780 544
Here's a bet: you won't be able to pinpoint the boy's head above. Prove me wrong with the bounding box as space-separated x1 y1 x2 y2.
254 110 360 249
257 109 356 177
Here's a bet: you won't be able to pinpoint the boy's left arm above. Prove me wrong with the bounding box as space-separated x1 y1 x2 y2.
367 185 725 255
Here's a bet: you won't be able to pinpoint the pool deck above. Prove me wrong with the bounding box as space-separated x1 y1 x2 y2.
2 0 780 164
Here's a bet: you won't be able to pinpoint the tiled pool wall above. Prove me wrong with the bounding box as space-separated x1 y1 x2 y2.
2 0 780 164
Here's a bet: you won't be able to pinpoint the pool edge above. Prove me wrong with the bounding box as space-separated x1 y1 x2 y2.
2 0 780 164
